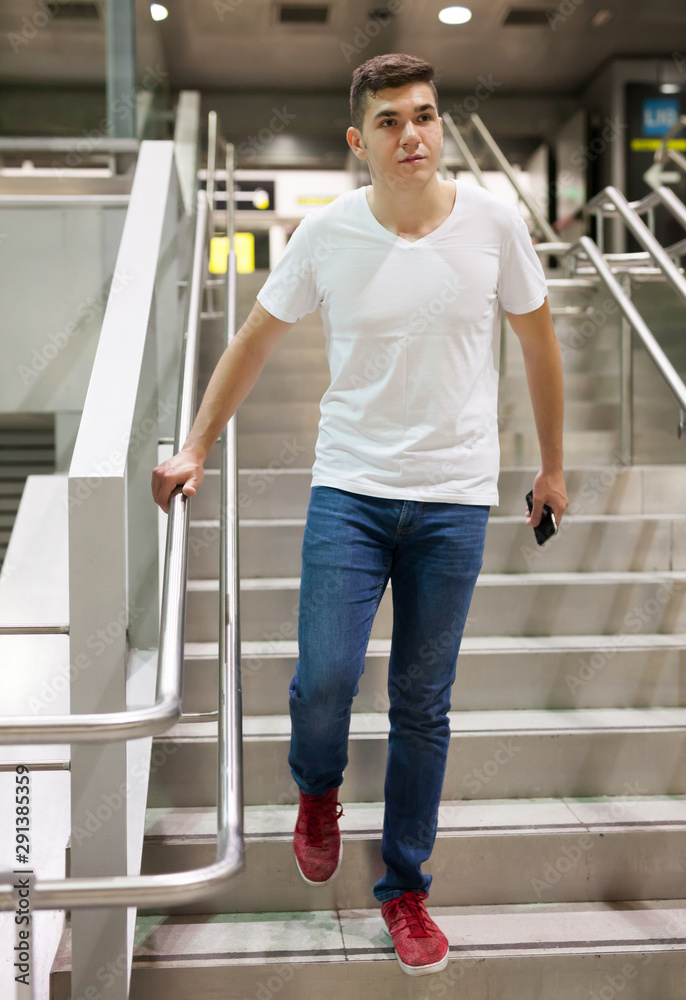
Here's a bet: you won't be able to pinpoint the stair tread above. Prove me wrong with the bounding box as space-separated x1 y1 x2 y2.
185 634 686 658
108 900 686 965
144 795 686 841
188 570 686 591
164 706 686 741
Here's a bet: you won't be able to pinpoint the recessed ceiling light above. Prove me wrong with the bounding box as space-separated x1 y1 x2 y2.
150 4 168 21
591 9 613 26
438 6 472 25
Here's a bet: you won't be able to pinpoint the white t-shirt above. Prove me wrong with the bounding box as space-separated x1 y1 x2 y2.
255 179 548 505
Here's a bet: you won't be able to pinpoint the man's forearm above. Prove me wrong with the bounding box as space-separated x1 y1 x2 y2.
520 332 564 473
182 336 269 460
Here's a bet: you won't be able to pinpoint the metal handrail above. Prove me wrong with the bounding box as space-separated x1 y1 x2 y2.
0 182 207 746
656 114 686 175
533 235 686 458
440 111 488 189
0 121 245 910
441 110 686 454
0 138 139 154
583 186 686 306
443 110 558 244
218 138 244 876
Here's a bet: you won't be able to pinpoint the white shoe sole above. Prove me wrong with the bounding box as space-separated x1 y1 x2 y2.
294 839 343 886
382 925 450 976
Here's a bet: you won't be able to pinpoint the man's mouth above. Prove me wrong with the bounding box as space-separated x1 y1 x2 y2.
402 155 424 163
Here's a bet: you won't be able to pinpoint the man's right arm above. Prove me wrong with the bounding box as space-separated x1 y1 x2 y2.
151 301 294 512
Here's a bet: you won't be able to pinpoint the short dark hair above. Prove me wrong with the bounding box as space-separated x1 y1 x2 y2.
350 53 439 133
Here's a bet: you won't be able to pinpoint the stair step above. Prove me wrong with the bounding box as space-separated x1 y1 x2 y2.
149 707 686 806
137 796 686 912
184 570 686 643
188 514 686 578
188 465 686 519
182 633 686 715
50 901 686 1000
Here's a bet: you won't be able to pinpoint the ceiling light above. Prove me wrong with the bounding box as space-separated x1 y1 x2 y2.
438 6 472 25
591 9 613 26
660 83 681 94
150 4 168 21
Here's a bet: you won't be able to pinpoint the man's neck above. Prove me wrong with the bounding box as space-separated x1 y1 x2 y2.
366 176 455 240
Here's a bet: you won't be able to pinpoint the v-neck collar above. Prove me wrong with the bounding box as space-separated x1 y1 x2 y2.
360 179 461 247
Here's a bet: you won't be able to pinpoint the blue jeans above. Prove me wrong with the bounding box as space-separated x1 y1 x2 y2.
288 485 489 902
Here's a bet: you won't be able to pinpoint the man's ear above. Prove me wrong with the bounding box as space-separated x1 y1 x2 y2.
346 126 366 159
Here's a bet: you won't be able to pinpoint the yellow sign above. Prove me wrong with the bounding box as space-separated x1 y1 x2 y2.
631 138 686 151
209 233 256 274
296 196 338 205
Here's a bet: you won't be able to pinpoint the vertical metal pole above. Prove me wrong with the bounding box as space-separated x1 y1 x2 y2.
646 206 655 235
105 0 137 138
206 112 218 316
595 209 604 254
619 272 634 465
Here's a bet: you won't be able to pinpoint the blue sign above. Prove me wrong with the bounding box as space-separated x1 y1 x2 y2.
642 98 680 137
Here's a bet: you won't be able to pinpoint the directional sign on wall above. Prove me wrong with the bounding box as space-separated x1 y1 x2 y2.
642 98 680 137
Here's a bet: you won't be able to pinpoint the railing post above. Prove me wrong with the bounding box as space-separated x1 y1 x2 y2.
619 272 634 465
595 209 604 253
67 142 176 1000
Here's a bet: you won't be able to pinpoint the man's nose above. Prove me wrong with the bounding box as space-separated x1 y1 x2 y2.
400 120 420 143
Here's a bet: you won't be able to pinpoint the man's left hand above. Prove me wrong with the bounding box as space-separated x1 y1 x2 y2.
526 468 568 528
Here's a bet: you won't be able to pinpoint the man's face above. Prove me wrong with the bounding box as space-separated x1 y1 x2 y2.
347 82 443 189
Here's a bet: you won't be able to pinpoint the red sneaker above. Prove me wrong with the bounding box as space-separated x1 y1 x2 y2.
381 890 449 976
293 786 344 885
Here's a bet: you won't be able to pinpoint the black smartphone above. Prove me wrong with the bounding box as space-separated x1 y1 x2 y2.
525 490 558 546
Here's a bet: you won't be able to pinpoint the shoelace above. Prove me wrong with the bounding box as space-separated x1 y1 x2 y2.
384 893 433 938
297 794 344 848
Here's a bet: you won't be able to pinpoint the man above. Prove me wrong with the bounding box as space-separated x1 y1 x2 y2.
152 52 568 977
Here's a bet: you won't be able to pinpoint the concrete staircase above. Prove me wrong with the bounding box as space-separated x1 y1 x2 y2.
52 265 686 998
0 413 54 571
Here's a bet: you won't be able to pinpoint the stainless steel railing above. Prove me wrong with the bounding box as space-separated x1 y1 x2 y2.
441 104 686 460
583 186 686 304
0 177 205 746
534 236 686 460
0 115 245 909
442 110 559 243
655 114 686 177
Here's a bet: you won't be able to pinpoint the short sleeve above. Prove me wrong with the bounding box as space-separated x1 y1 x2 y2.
255 215 320 323
497 212 548 314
